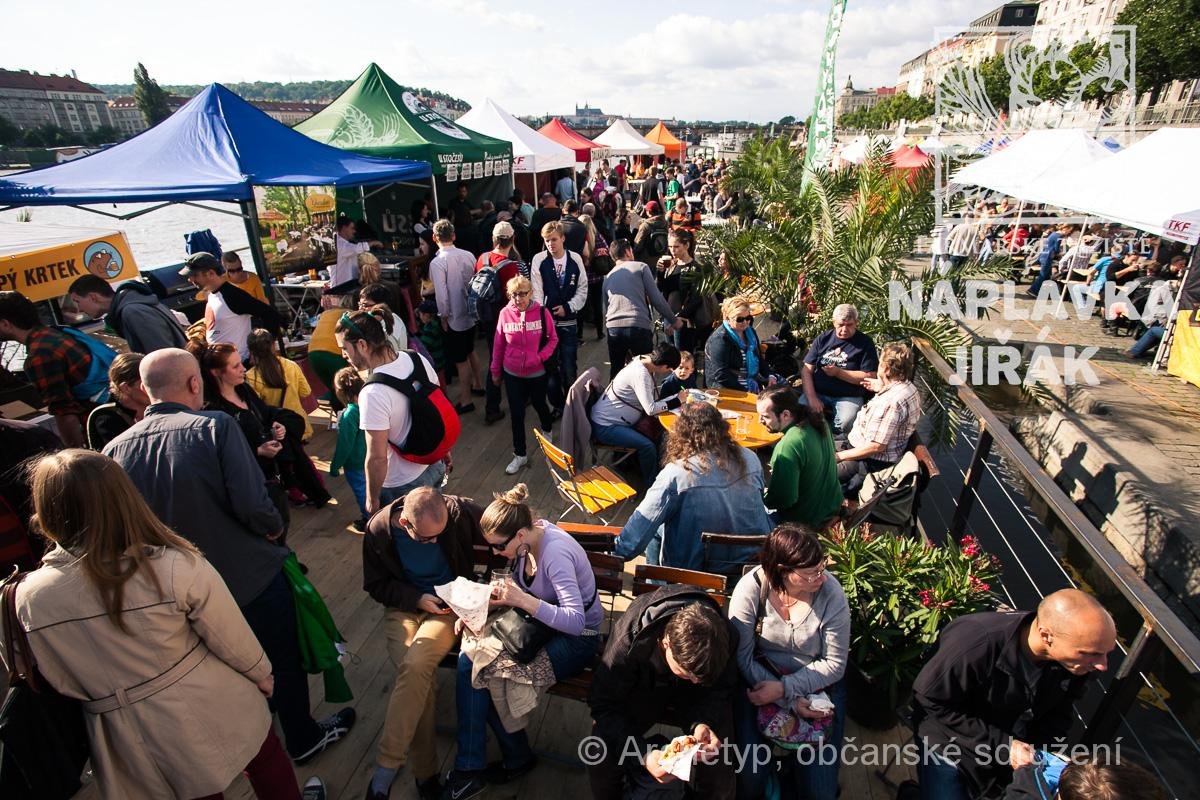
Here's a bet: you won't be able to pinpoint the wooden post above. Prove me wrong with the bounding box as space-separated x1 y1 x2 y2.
1082 621 1164 746
948 420 992 541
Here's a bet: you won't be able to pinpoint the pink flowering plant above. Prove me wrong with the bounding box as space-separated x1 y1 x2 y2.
822 523 1001 709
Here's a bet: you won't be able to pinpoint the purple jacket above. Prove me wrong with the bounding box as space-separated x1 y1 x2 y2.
491 300 559 380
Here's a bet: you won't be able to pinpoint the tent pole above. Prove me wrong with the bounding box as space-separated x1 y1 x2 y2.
429 176 440 218
240 196 272 291
1151 247 1197 372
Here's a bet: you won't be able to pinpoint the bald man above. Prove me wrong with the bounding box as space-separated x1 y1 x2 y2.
104 348 357 763
911 589 1116 800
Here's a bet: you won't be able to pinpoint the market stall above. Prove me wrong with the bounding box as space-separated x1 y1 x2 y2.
459 100 574 207
644 122 687 163
593 119 665 158
0 222 138 301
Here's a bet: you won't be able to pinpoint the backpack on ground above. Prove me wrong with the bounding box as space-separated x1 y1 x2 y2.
364 352 460 464
466 257 513 322
57 326 117 404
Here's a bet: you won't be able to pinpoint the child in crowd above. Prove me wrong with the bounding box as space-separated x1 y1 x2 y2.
416 298 447 384
660 349 697 397
329 367 368 533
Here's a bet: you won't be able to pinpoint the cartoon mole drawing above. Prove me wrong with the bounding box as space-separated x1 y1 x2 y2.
84 241 123 279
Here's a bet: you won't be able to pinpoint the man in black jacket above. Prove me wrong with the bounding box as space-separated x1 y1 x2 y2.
587 585 739 800
180 251 281 361
529 192 561 254
360 487 491 800
67 274 188 353
911 588 1116 800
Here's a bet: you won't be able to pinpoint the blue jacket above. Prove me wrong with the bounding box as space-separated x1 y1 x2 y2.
532 250 586 324
613 448 772 571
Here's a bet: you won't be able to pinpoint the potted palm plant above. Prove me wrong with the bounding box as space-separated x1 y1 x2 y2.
821 522 1001 729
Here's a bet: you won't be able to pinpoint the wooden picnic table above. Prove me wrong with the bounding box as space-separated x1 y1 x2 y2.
656 388 782 450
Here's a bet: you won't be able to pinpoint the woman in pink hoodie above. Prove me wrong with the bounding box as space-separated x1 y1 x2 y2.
492 275 559 474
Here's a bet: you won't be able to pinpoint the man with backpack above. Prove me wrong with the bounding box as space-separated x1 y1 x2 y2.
66 274 188 353
471 221 525 425
0 290 115 447
335 311 454 515
634 201 671 265
531 220 588 416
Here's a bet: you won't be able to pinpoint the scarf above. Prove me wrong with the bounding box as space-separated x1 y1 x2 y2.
722 321 761 392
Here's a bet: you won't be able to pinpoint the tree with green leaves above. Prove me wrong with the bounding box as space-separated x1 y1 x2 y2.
0 115 20 147
779 115 797 126
133 63 172 127
839 93 934 130
1116 0 1200 99
86 125 121 146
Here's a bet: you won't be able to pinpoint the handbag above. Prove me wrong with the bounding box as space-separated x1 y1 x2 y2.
605 377 664 445
0 574 90 799
492 581 599 664
538 305 560 374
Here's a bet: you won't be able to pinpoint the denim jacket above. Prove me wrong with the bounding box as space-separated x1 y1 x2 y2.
613 447 772 571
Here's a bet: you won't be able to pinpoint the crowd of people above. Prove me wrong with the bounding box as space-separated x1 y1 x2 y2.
0 160 1169 800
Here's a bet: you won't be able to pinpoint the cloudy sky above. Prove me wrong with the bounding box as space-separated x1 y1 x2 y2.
6 0 1003 122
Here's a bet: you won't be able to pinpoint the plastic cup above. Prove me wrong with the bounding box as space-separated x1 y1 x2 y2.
490 568 513 597
704 389 720 406
735 415 750 436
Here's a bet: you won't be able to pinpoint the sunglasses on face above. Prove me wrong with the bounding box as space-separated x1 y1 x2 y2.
488 531 518 553
734 315 754 324
400 517 440 544
226 267 243 273
512 290 531 297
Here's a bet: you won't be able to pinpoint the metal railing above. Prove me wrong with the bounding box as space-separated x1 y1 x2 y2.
912 337 1200 792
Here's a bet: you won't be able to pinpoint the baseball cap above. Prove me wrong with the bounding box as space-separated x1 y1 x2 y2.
493 220 515 239
644 200 661 215
178 251 222 276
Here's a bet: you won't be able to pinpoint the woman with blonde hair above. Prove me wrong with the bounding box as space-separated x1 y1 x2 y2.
1 449 323 800
610 401 772 573
442 483 601 800
357 251 382 287
704 294 771 391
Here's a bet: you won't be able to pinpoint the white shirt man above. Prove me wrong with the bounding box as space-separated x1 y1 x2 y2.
332 218 380 287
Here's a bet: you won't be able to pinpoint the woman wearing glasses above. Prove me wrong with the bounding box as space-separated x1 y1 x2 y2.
728 524 850 800
704 294 772 392
490 275 558 475
443 483 602 800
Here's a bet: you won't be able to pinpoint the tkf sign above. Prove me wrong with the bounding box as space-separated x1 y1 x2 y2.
0 228 138 302
1163 213 1200 245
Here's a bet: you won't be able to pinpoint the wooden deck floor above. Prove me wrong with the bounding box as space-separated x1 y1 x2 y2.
81 332 915 800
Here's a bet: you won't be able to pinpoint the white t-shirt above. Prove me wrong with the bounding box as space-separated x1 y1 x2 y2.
359 351 440 488
333 235 369 287
206 291 252 360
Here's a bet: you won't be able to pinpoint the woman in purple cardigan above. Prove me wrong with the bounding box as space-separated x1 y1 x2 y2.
443 483 602 798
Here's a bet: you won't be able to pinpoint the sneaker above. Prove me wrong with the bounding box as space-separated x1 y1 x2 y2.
292 707 356 765
484 409 505 425
302 776 327 800
454 402 476 415
287 488 308 506
505 454 529 475
541 428 554 445
482 755 539 784
349 517 368 535
439 771 485 800
416 774 443 800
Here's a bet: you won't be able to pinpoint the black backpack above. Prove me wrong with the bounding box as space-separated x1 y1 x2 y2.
647 227 670 260
364 353 460 464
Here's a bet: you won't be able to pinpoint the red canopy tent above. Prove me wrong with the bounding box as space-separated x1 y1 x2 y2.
538 118 610 168
645 122 687 163
890 144 931 169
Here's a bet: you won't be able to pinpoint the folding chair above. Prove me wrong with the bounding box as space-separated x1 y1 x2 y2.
559 521 621 552
632 564 728 606
533 428 637 525
699 532 768 580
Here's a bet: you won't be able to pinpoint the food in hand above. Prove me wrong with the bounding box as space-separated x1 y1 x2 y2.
660 735 698 759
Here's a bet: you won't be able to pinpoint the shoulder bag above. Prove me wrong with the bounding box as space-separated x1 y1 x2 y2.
493 583 598 664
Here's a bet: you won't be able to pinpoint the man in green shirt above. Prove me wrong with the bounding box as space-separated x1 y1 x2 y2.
756 386 843 527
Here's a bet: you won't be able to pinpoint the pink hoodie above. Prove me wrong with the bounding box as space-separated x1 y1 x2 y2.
491 300 559 380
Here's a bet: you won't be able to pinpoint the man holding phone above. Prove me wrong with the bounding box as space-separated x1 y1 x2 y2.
361 487 495 800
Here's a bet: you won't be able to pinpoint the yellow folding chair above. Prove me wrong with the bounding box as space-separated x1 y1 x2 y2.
533 428 637 524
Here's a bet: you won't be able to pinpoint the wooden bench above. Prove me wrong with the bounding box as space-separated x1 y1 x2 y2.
633 564 728 606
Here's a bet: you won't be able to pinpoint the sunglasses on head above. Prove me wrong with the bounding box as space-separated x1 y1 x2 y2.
734 315 754 324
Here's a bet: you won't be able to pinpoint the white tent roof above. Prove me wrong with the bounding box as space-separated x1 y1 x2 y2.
456 99 575 175
834 135 887 167
0 221 127 257
593 119 665 156
949 129 1113 200
1015 128 1200 242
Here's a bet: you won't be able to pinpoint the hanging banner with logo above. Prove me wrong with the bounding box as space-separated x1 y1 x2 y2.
803 0 849 184
0 223 138 301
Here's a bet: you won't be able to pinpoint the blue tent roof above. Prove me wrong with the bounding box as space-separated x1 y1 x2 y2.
0 84 432 206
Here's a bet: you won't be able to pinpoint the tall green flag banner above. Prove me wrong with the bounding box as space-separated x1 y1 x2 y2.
803 0 850 183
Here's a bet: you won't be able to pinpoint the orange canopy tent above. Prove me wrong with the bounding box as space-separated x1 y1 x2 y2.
889 144 931 169
645 122 686 162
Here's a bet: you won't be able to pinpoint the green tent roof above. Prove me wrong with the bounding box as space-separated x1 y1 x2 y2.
295 63 512 179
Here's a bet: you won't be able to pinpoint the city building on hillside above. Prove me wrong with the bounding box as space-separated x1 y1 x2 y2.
834 78 896 119
107 95 325 136
0 68 114 133
1031 0 1127 48
562 103 611 128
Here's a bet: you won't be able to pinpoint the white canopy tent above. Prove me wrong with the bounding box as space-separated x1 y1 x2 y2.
834 135 887 167
593 119 665 157
949 129 1113 199
457 99 575 175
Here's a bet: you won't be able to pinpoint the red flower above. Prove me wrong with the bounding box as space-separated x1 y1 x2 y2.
960 535 982 558
918 589 933 608
969 575 991 594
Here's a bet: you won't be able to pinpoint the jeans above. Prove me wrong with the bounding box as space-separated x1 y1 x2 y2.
503 371 554 457
379 460 448 506
377 610 458 776
733 679 847 800
548 323 580 410
454 631 602 772
607 326 655 380
801 393 864 436
1030 258 1053 295
343 469 367 517
481 314 502 415
583 281 605 338
240 570 322 756
644 528 663 566
916 742 971 800
593 421 660 482
1129 323 1164 358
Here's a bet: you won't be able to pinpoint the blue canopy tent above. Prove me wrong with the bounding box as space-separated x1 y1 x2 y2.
0 83 433 285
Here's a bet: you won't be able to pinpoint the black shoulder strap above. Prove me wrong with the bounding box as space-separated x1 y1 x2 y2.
365 352 429 397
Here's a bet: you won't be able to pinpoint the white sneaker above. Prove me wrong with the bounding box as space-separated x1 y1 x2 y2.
505 454 529 475
542 428 554 445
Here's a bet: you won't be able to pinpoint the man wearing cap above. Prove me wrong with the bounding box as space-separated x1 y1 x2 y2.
475 221 525 425
180 252 280 361
529 192 562 254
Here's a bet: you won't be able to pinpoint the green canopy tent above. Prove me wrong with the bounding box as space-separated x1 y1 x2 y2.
296 64 513 250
